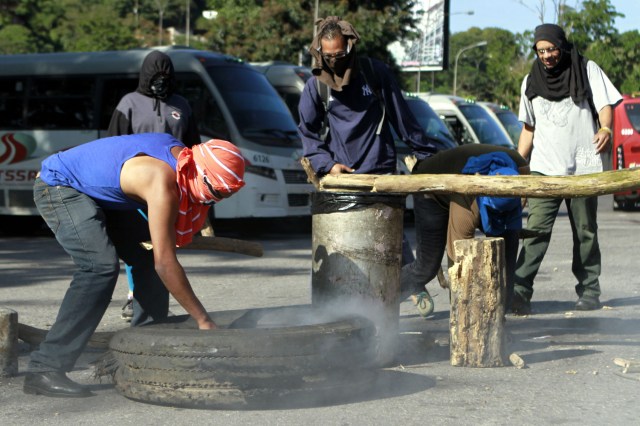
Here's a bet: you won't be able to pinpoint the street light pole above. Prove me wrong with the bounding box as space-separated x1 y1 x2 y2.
186 0 190 47
453 40 487 96
313 0 319 38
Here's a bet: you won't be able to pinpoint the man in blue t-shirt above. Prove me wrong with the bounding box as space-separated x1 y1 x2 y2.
24 134 245 398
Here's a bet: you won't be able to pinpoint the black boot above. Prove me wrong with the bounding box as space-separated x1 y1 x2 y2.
23 371 93 398
575 296 601 311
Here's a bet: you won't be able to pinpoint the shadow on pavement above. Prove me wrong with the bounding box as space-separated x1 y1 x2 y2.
518 348 601 365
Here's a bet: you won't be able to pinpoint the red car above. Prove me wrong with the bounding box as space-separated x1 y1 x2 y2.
612 93 640 210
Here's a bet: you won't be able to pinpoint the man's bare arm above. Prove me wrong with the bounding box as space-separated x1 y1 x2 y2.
517 123 535 161
593 105 613 154
122 157 216 330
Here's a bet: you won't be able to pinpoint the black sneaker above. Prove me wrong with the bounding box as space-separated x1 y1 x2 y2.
121 299 133 321
511 293 531 316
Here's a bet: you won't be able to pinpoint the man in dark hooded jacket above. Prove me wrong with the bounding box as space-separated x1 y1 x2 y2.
108 50 200 145
107 50 201 322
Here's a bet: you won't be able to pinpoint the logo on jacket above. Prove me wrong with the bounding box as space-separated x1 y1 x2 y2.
0 133 37 165
171 111 182 120
362 84 373 97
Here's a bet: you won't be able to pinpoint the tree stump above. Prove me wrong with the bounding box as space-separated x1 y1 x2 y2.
0 307 18 377
449 237 507 367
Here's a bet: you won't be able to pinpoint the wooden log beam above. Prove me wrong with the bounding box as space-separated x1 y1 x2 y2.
314 167 640 198
18 323 113 350
140 236 263 258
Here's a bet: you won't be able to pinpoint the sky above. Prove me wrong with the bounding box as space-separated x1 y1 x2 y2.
447 0 639 34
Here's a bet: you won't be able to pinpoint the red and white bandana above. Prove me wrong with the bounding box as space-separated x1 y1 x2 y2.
175 139 245 246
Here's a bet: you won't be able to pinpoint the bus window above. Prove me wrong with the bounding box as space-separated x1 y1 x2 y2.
0 78 26 129
175 74 230 140
277 87 304 124
26 77 95 129
99 77 138 129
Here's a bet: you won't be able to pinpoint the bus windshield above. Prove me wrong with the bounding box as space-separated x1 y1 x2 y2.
206 66 301 148
458 104 514 148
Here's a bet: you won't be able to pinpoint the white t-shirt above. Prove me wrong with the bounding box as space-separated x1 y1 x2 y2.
518 60 622 175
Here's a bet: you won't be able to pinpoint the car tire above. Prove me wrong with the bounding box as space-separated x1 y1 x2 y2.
109 305 380 409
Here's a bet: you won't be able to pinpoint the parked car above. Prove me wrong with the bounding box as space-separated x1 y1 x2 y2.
395 93 458 210
251 61 312 123
478 102 522 146
612 93 640 210
395 93 457 173
401 93 458 152
416 94 515 149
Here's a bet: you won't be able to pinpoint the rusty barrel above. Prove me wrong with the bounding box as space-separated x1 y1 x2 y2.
310 192 405 366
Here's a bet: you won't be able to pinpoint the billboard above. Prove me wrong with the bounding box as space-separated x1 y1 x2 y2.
388 0 450 71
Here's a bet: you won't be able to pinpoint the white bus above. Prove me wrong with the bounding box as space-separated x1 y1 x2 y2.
0 48 312 227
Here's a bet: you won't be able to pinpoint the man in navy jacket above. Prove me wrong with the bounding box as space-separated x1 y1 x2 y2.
298 16 439 266
298 16 437 177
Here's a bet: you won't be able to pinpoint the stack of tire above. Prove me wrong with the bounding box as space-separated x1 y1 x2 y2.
108 305 380 409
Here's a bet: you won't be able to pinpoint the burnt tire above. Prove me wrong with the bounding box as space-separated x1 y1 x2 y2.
109 305 380 409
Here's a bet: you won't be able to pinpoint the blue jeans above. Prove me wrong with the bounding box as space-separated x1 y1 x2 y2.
29 179 168 373
400 196 448 298
103 209 169 325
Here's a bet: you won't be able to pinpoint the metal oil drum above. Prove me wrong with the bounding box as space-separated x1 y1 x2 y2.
310 192 405 365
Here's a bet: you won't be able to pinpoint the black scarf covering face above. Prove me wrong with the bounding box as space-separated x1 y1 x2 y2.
309 16 361 92
136 50 177 116
525 23 591 104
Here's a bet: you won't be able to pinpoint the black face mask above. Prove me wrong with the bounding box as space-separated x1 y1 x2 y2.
150 75 170 100
327 55 350 76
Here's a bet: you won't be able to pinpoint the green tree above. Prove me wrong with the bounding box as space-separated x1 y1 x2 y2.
53 3 139 52
560 0 622 53
0 0 67 52
419 28 524 109
587 30 640 95
197 0 421 65
0 24 39 53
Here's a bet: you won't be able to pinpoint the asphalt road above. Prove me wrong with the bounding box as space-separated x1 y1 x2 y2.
1 194 639 425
